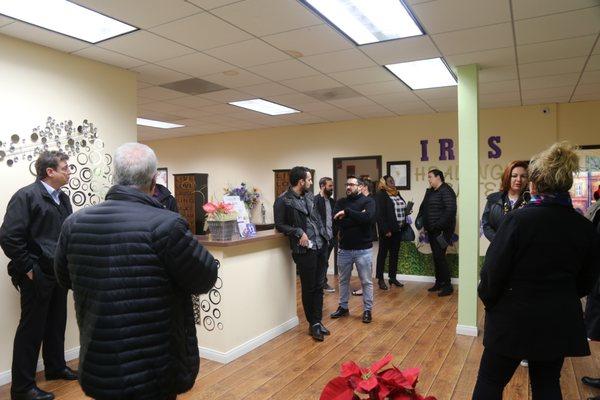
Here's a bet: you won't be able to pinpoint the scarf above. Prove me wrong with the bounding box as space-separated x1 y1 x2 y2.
379 177 398 197
528 192 573 208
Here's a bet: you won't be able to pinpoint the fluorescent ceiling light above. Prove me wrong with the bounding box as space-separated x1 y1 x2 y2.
229 99 300 115
0 0 137 44
137 118 184 129
385 58 457 90
301 0 422 45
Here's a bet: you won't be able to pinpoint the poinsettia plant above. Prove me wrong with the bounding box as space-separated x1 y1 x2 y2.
202 201 238 221
320 354 436 400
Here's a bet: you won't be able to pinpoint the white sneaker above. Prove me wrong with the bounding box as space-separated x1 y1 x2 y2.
520 360 529 367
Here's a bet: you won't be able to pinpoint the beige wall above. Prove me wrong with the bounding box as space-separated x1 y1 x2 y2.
0 34 137 376
145 101 600 253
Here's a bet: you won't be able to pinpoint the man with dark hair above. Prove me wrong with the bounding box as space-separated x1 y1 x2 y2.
0 151 76 400
274 166 329 341
330 176 377 323
416 169 457 297
314 177 335 293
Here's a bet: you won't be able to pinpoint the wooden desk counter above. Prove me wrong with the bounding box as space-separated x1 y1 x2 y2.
195 229 284 247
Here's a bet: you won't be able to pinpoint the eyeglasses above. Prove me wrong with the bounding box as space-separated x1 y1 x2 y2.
346 183 358 187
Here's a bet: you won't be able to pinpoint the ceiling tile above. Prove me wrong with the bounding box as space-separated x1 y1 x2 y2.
479 80 520 94
130 64 191 85
187 0 240 9
276 113 328 124
520 73 580 90
326 96 379 109
197 103 242 115
360 35 441 65
266 92 321 107
415 87 458 100
581 70 600 84
480 91 521 103
432 23 513 55
161 105 213 118
367 91 420 104
197 89 256 102
521 86 573 100
308 108 358 121
345 106 395 118
71 0 200 29
385 100 434 115
73 46 146 69
211 0 322 36
248 59 319 81
205 39 290 67
412 0 510 34
515 7 600 45
137 110 184 121
139 101 188 114
446 47 515 69
519 57 587 78
137 86 187 100
238 82 296 97
586 55 600 71
512 0 599 20
329 67 394 86
262 24 353 57
0 22 88 53
99 31 194 62
523 96 570 105
296 102 339 112
479 65 518 82
480 98 522 109
301 49 376 74
201 69 269 88
137 80 153 89
156 52 234 76
149 12 252 51
517 35 597 64
351 80 411 96
425 98 458 112
137 96 155 105
280 75 341 91
0 15 13 27
571 83 600 102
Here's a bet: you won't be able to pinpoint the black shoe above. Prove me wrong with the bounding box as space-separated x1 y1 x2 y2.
389 279 404 288
317 322 330 335
309 324 324 341
45 366 78 381
378 279 388 290
428 282 442 292
362 310 372 324
438 285 454 297
587 397 600 400
11 387 54 400
330 306 349 318
582 376 600 389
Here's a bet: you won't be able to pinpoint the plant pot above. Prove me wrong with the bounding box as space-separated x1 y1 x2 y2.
207 220 237 241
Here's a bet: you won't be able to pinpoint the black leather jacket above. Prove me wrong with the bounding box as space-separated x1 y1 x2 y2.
482 191 528 242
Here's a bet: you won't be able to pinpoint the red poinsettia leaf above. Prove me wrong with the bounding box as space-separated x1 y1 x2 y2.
320 377 356 400
388 392 413 400
357 375 379 393
370 353 393 374
377 382 391 400
415 396 437 400
341 361 362 378
400 367 420 388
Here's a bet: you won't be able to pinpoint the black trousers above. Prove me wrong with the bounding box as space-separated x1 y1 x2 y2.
427 231 451 285
322 242 334 286
12 276 67 392
375 231 401 280
472 348 564 400
293 247 328 326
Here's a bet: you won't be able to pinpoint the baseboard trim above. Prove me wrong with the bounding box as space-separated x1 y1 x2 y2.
456 324 479 337
198 316 299 364
0 346 80 386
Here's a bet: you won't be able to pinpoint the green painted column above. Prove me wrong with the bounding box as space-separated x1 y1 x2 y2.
456 64 480 337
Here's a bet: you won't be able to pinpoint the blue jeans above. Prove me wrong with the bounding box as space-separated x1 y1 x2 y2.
337 249 373 311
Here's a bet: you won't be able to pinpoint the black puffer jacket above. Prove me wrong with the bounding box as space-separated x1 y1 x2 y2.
153 183 179 213
417 183 457 242
54 185 218 400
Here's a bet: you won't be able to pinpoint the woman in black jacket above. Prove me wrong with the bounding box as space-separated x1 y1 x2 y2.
481 160 529 242
472 142 600 400
374 175 408 290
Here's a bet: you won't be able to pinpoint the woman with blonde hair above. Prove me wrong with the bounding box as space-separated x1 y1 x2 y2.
473 142 600 400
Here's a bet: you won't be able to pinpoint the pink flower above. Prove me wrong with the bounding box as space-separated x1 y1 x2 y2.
203 202 217 213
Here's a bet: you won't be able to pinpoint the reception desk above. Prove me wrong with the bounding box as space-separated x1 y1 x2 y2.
194 230 298 364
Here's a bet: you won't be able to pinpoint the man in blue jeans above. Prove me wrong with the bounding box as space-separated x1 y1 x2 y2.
330 176 377 323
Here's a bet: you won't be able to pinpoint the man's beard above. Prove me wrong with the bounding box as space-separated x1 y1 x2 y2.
324 189 333 197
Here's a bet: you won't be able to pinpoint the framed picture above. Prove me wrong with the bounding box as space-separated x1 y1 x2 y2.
386 161 410 190
156 167 168 189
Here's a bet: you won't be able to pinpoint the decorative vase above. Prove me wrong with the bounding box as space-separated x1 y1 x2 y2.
207 220 237 241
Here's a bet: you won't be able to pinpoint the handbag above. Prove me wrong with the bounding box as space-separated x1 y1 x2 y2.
435 232 449 249
400 223 416 242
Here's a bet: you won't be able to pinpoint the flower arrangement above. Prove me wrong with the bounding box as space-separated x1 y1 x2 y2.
202 201 238 221
224 182 261 209
320 354 436 400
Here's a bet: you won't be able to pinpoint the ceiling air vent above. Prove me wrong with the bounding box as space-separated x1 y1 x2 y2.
160 78 228 95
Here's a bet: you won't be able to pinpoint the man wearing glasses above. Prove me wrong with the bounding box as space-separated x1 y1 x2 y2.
0 151 76 400
330 176 377 324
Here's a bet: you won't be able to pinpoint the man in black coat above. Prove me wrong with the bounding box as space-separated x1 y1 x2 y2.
153 182 179 212
54 143 219 400
274 166 329 342
0 151 77 400
314 177 336 293
416 169 456 297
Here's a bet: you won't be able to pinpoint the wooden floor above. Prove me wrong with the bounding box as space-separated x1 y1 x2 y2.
2 277 600 399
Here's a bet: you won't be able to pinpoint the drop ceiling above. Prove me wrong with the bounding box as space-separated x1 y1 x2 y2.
0 0 598 141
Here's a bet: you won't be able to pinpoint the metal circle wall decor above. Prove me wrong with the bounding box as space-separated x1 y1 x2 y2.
203 316 215 331
80 167 92 182
72 191 86 207
201 300 211 312
69 177 81 190
208 289 221 305
213 309 221 319
192 278 223 331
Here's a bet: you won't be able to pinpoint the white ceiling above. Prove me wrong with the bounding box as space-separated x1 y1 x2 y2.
0 0 599 140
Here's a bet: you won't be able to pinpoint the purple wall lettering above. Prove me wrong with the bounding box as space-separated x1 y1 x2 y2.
420 140 429 161
439 139 455 161
487 136 502 159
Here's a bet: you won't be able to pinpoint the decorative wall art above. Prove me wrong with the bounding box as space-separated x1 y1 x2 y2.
386 161 411 190
156 167 168 188
1 117 113 208
192 277 224 331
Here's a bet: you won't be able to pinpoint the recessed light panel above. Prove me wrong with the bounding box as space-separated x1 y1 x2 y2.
385 58 457 90
137 118 184 129
229 99 300 115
